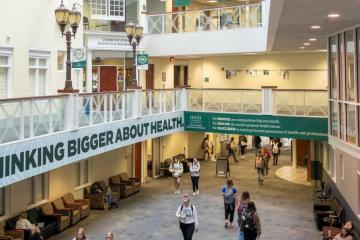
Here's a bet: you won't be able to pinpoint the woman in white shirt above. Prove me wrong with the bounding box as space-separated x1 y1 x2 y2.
176 194 199 240
16 212 43 240
169 157 184 194
189 158 201 196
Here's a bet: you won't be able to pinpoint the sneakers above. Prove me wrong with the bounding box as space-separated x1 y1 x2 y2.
174 190 181 194
196 190 199 196
193 192 196 196
224 220 228 228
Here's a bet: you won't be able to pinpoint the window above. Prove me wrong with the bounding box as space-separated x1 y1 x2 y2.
339 33 345 100
339 154 344 180
0 47 12 98
329 35 339 100
330 101 339 137
346 104 356 144
75 160 91 188
90 0 125 21
57 51 66 71
32 174 48 204
345 30 356 102
29 51 50 96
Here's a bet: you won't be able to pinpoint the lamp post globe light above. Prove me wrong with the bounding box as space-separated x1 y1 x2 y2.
55 1 81 93
125 22 143 89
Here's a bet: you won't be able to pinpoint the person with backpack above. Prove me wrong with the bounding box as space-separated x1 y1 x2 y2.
261 147 271 177
201 134 211 162
238 135 248 158
169 157 184 194
227 137 239 163
240 201 261 240
253 136 262 150
189 158 201 196
272 140 281 166
221 179 238 228
236 191 251 240
175 193 199 240
254 151 265 185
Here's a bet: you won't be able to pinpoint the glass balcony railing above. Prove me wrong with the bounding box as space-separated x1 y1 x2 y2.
0 88 328 145
147 4 263 35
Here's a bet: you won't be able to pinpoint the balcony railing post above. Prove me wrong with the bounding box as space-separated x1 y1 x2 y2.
262 87 273 115
49 98 53 133
63 94 77 131
217 9 221 30
179 88 188 111
20 100 25 139
109 94 113 122
121 93 126 120
29 99 34 137
162 15 165 34
130 90 140 118
149 91 153 114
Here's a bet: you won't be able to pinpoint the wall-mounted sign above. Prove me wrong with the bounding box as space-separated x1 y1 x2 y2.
86 33 133 51
137 53 149 70
0 112 184 187
184 111 328 141
72 48 86 68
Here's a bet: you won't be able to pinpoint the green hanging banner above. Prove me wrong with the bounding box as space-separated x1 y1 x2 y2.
174 0 191 7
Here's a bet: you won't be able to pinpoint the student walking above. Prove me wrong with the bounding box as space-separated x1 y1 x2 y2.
227 137 239 163
236 192 251 240
189 158 200 196
239 135 248 158
169 157 184 194
201 134 211 162
255 152 265 185
240 201 261 240
176 194 199 240
254 136 262 150
221 179 238 228
272 140 281 166
261 148 271 177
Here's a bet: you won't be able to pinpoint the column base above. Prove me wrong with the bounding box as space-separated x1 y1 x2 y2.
127 85 142 90
58 88 80 93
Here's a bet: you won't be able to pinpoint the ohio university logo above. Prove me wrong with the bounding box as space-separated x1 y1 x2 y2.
190 116 201 121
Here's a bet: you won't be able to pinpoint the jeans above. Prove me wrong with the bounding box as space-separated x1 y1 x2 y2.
227 149 238 162
273 154 279 165
264 158 269 176
203 149 210 161
256 167 264 184
238 231 244 240
179 222 195 240
240 146 246 155
243 228 258 240
191 176 199 192
224 202 235 223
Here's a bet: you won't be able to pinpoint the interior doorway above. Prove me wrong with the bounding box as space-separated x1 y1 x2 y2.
100 66 117 92
174 65 188 87
134 143 142 179
295 140 311 181
146 64 154 89
152 137 162 178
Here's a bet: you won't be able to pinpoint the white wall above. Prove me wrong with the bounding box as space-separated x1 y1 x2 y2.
151 52 327 90
144 28 268 57
0 0 84 97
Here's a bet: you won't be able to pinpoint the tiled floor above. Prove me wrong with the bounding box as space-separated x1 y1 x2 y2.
49 151 320 240
275 166 311 186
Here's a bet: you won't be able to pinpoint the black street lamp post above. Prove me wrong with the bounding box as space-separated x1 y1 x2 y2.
125 23 143 89
55 1 81 93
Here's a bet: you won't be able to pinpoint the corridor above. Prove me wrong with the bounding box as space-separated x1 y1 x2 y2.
49 150 319 240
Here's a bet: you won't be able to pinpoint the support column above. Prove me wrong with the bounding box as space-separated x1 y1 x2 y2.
86 49 92 93
292 139 297 168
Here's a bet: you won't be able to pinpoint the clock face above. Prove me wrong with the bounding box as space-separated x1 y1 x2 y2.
74 49 84 60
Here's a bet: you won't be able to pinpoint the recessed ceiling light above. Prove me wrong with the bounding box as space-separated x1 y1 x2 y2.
208 0 218 2
309 38 317 41
328 13 340 18
304 42 310 46
299 46 305 49
311 25 321 29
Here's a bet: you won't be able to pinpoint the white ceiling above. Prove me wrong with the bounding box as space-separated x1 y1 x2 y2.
271 0 360 51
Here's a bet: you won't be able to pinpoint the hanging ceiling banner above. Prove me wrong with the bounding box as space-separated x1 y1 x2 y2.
174 0 192 7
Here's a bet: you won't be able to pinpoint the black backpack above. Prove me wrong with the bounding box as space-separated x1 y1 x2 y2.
242 209 255 230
